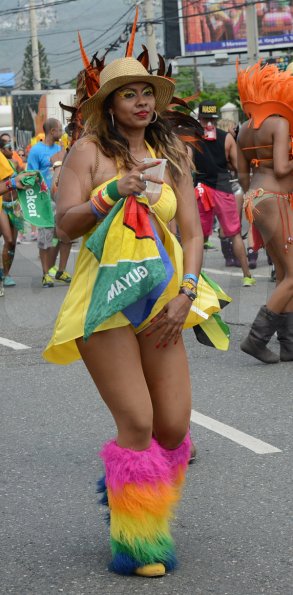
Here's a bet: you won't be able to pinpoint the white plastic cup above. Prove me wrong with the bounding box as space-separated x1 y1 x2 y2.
143 158 167 198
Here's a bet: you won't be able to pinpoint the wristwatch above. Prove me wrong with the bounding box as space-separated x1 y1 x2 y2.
179 286 197 301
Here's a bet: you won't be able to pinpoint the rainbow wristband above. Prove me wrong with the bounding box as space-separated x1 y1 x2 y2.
90 181 122 220
183 273 199 285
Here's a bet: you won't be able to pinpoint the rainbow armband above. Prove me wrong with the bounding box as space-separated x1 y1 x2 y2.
90 181 122 219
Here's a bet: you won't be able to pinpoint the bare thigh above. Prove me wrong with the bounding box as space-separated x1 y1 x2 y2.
138 326 191 449
0 211 13 244
76 326 153 451
254 197 293 311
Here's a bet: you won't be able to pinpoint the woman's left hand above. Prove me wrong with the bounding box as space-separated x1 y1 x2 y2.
147 294 192 347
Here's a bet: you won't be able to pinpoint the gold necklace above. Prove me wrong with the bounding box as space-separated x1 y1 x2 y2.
127 141 149 163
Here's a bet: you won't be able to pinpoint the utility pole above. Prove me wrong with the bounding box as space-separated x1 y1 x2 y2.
246 0 259 66
143 0 158 71
29 0 41 90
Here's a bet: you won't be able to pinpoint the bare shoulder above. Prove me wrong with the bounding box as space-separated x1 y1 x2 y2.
62 138 114 184
66 138 97 168
225 131 236 146
269 116 289 134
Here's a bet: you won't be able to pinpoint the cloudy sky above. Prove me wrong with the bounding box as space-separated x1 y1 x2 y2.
0 0 237 89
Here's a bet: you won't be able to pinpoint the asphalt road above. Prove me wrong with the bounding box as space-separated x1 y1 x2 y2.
1 236 292 595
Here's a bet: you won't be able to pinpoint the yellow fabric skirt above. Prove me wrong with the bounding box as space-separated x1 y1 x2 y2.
43 220 220 365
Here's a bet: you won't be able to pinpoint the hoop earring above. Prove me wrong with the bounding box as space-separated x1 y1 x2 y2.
110 113 115 127
150 110 158 124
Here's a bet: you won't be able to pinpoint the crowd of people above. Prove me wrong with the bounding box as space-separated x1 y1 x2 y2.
0 121 72 290
1 17 292 577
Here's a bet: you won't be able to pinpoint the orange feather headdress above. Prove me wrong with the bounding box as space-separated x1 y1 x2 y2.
237 60 293 134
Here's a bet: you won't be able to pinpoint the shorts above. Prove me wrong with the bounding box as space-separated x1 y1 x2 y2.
197 187 241 238
38 227 55 250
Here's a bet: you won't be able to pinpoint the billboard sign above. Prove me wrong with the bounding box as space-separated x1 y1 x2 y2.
178 0 293 55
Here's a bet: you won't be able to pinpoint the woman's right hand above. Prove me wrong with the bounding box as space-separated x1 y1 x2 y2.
117 161 164 197
14 171 38 189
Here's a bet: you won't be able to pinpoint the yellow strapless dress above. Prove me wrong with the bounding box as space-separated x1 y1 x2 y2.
44 166 220 365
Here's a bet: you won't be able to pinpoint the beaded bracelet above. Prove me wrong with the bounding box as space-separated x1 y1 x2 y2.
181 280 197 292
183 273 199 285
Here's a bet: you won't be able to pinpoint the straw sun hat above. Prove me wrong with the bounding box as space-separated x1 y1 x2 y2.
81 57 175 121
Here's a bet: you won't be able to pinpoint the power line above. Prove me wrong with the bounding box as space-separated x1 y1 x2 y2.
48 5 136 67
0 27 105 43
48 4 135 64
47 23 125 58
0 0 81 17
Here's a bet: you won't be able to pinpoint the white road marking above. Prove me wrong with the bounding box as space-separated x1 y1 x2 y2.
0 337 31 350
203 267 269 278
191 409 282 454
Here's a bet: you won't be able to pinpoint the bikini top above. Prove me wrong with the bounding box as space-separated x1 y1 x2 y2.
242 138 293 168
90 142 177 223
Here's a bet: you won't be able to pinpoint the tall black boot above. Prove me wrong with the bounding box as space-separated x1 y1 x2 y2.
241 305 281 363
277 312 293 361
220 237 236 266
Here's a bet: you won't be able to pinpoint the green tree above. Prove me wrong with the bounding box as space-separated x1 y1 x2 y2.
175 66 201 108
21 39 51 89
198 82 229 107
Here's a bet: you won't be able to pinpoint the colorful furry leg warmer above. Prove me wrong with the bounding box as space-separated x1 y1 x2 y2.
157 433 192 491
99 438 178 575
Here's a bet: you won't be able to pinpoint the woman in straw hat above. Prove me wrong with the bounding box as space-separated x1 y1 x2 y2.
237 61 293 364
43 16 225 576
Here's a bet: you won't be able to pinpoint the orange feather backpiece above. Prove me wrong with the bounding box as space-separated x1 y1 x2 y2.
237 61 293 133
157 54 166 77
125 5 138 57
237 60 293 106
78 32 91 69
78 33 100 97
137 45 149 70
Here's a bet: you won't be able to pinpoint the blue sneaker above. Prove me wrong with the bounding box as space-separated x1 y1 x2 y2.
4 276 16 287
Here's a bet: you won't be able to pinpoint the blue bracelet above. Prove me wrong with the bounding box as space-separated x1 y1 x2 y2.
11 177 17 190
183 273 199 284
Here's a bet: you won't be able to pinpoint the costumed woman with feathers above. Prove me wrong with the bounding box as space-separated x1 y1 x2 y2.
237 62 293 364
44 9 231 577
